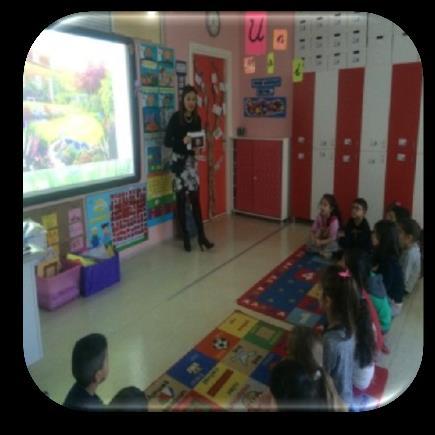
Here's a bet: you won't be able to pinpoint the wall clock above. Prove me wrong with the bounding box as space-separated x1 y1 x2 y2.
206 12 220 37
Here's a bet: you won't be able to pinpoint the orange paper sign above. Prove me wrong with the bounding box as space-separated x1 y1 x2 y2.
273 29 288 50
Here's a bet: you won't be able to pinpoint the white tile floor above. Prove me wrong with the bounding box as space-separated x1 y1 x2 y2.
28 214 423 409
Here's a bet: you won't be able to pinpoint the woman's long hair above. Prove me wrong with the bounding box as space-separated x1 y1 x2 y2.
178 85 200 126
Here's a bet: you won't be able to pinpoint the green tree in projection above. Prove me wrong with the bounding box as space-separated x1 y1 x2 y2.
98 74 117 159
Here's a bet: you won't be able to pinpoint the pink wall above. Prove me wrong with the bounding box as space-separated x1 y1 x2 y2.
163 12 295 140
163 12 242 135
238 12 295 139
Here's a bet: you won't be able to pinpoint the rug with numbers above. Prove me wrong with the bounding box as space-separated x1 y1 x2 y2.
144 310 388 411
236 245 331 327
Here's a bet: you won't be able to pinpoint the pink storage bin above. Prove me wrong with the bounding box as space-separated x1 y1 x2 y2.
36 262 81 311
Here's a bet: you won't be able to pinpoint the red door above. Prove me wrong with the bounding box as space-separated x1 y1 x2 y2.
193 54 227 221
334 68 365 222
253 140 282 218
234 139 254 212
291 72 315 220
384 62 422 212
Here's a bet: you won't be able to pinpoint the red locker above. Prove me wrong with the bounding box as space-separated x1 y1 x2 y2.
291 72 315 219
334 68 365 222
234 139 254 212
384 63 422 212
253 140 282 218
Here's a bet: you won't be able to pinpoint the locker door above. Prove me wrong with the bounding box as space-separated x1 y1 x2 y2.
253 141 282 218
384 62 422 211
412 153 423 227
313 70 339 149
291 72 315 219
360 65 392 152
367 14 393 66
358 151 387 226
417 89 423 156
311 149 335 220
392 24 420 64
234 140 254 212
334 68 365 222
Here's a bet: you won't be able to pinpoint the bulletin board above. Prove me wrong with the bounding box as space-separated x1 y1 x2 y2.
23 199 86 260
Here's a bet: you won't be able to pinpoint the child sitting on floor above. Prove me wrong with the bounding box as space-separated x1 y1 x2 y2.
372 220 406 317
385 201 411 223
63 333 108 410
308 194 342 258
338 198 372 253
109 386 148 412
286 325 348 411
319 265 359 406
398 218 422 295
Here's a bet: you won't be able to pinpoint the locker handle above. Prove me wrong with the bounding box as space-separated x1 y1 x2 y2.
353 50 360 54
316 36 323 40
334 33 341 37
353 30 360 34
376 35 384 40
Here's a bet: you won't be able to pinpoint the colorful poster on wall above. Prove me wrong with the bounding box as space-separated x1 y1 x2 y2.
267 52 275 74
245 12 267 56
243 97 286 118
147 146 163 173
273 29 288 50
141 60 159 87
24 199 86 259
142 88 160 108
293 58 304 83
110 183 148 250
141 45 158 62
85 191 113 250
147 173 174 206
143 107 161 133
244 57 256 74
159 88 176 130
158 47 175 65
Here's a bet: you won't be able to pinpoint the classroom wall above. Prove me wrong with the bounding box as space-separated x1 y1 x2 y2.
163 11 242 135
111 12 161 43
23 12 173 261
237 12 295 139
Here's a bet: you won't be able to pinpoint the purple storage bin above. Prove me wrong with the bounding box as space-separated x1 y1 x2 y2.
80 253 120 297
36 263 81 310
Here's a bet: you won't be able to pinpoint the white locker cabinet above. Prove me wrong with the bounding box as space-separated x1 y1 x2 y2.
313 70 339 148
367 13 393 66
348 12 368 29
313 14 329 32
295 13 312 38
312 32 328 51
311 149 335 219
329 31 347 52
417 91 423 155
412 153 423 227
392 24 420 64
300 55 314 73
295 36 311 58
348 47 366 67
328 51 347 70
360 65 393 152
313 52 327 71
358 150 387 225
330 11 348 29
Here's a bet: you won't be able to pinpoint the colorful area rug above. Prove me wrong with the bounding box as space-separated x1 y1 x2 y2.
144 310 388 411
237 245 330 327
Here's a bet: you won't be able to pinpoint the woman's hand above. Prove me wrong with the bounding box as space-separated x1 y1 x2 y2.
183 135 192 145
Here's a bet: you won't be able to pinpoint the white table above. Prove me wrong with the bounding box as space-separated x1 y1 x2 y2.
23 248 45 366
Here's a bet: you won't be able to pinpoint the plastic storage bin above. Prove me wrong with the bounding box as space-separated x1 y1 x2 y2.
36 263 81 310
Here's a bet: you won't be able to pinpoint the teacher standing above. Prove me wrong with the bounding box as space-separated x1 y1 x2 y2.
164 85 214 252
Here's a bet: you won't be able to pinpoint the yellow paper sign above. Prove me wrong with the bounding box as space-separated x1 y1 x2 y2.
267 52 275 74
293 58 304 82
273 29 288 50
217 311 258 338
148 173 173 200
47 228 59 245
42 213 58 230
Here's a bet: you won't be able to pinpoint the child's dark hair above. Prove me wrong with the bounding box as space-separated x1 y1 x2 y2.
398 218 421 242
270 359 327 410
320 265 360 338
72 333 107 388
287 326 323 376
109 386 148 412
179 84 199 125
321 194 342 228
353 198 368 213
386 202 411 222
343 248 371 291
373 220 401 262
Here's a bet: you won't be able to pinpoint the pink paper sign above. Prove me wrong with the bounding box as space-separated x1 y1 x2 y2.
245 12 267 56
70 236 85 253
68 208 82 224
69 221 84 238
